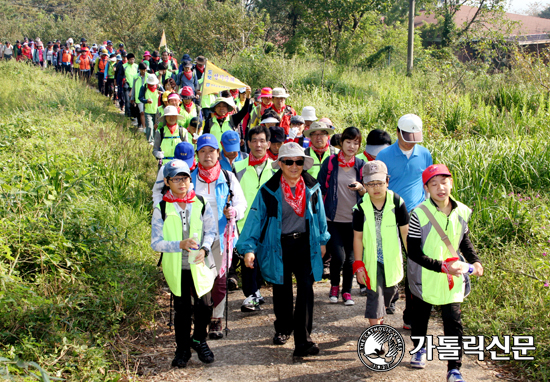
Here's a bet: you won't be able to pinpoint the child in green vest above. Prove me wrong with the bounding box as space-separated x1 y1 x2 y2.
352 161 409 326
151 159 218 368
407 164 484 382
139 73 160 144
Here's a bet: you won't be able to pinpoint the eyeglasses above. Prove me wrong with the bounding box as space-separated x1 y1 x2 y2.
280 159 305 166
366 182 385 189
310 132 328 138
170 175 190 183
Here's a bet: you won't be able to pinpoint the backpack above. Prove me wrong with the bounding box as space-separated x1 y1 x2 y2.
159 124 186 142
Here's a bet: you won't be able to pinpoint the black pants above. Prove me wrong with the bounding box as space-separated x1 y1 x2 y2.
241 257 263 297
97 72 104 94
105 78 115 98
173 269 213 352
272 234 315 349
411 296 462 371
117 78 125 110
327 221 354 294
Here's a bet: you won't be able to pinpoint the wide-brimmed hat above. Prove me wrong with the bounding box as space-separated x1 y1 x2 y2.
272 87 289 98
195 55 206 64
147 74 159 85
211 97 236 113
143 51 151 57
303 121 335 137
260 117 279 125
301 106 317 122
272 142 314 171
158 105 184 125
259 87 272 98
398 114 423 143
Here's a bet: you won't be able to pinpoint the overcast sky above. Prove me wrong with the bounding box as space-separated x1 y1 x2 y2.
507 0 550 15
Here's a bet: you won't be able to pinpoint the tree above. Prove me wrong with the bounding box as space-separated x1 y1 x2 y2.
539 5 550 19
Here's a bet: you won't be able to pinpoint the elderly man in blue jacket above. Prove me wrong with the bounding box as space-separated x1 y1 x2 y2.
237 142 330 358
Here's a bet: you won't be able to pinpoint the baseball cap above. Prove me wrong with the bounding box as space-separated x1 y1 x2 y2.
362 161 388 184
290 115 305 125
163 159 191 178
269 126 285 143
422 164 452 185
196 134 219 151
221 130 240 152
398 114 423 143
365 129 392 158
174 142 195 168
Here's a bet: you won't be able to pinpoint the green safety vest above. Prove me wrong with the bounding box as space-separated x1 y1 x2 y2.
356 152 370 162
209 116 232 144
158 105 165 119
234 157 275 231
158 198 215 298
305 146 338 179
134 75 147 104
124 63 138 88
408 197 472 305
144 88 159 114
107 63 115 79
160 125 183 165
357 190 404 291
201 93 216 109
180 105 197 129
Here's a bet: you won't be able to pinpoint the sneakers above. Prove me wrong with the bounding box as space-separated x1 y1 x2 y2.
241 295 261 312
403 322 412 330
171 350 191 368
447 369 465 382
359 285 368 296
329 286 339 303
208 318 223 340
254 290 265 305
342 292 355 306
273 332 290 345
410 348 426 369
293 342 320 357
227 277 239 291
386 302 396 314
191 339 215 363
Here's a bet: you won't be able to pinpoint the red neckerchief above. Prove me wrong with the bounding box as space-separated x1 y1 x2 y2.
147 84 157 92
184 101 193 113
280 175 306 217
230 89 239 99
190 158 197 171
260 102 273 116
198 161 221 184
309 141 329 154
249 153 269 167
363 150 375 161
215 113 229 121
183 71 192 80
338 151 355 168
272 105 284 114
196 65 205 73
267 149 277 160
167 122 178 135
163 189 195 203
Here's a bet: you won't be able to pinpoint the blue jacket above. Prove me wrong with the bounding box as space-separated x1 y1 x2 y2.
317 154 365 221
220 150 248 172
236 170 331 285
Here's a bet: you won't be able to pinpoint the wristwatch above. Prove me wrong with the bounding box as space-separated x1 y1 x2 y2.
200 246 210 256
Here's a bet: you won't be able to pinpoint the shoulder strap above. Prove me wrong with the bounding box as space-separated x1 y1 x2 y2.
393 191 400 210
160 125 165 141
418 204 457 257
325 154 336 190
160 200 167 221
196 194 206 215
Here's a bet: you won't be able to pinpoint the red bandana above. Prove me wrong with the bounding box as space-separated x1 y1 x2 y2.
267 149 277 160
215 113 229 121
363 150 375 161
163 189 195 203
183 71 192 80
272 105 284 114
309 141 329 154
249 153 269 167
230 89 239 99
198 161 221 184
260 103 273 116
338 151 355 168
281 175 306 217
147 84 157 93
184 101 193 113
196 66 205 73
167 122 178 135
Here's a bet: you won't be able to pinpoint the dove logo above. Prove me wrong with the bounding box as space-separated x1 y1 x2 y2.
357 325 405 372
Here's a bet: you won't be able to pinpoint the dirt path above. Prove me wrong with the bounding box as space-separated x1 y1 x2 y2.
131 280 503 382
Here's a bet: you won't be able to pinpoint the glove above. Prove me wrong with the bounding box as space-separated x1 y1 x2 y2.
155 151 164 159
288 127 299 140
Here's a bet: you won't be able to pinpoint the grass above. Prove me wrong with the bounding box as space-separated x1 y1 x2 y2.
0 60 158 381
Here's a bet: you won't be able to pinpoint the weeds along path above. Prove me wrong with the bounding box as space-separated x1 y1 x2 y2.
133 282 502 382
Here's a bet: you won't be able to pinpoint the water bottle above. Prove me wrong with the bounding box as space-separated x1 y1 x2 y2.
188 233 200 264
458 261 474 275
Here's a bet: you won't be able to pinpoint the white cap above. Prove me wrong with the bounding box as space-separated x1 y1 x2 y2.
301 106 317 122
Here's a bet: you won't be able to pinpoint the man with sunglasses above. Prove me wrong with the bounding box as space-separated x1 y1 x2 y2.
376 114 433 330
237 142 330 358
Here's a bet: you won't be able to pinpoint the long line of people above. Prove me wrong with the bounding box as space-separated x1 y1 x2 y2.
4 37 485 382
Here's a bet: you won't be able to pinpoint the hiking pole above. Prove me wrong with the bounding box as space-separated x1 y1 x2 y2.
224 201 233 337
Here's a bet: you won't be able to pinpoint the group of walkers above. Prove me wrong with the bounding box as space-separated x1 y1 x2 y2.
4 36 485 382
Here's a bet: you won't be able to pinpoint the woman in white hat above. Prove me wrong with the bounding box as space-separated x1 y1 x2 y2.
139 74 161 144
153 105 188 166
263 87 297 135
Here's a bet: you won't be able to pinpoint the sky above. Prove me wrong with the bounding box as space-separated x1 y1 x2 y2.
507 0 550 15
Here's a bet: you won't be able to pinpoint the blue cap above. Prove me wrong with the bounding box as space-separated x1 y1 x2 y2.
221 130 240 152
174 142 195 168
163 159 190 178
196 134 219 151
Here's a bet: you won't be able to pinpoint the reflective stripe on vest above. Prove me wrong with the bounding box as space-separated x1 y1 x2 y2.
210 117 232 144
144 88 159 114
408 198 472 305
159 198 213 297
358 190 404 291
160 126 182 165
234 158 275 231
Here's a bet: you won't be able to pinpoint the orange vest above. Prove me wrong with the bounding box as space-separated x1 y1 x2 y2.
98 58 107 73
79 55 91 70
62 51 72 63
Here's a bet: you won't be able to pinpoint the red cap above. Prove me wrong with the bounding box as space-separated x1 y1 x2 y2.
180 86 194 97
422 164 452 185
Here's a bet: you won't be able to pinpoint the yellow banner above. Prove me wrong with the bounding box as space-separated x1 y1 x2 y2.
159 30 167 50
202 61 248 96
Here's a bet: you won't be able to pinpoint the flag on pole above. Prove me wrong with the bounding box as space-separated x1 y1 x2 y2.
159 30 167 51
201 60 248 96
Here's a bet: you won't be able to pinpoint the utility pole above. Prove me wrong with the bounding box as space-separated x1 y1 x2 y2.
407 0 415 75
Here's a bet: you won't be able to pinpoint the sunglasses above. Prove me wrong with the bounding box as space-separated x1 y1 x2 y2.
280 159 304 166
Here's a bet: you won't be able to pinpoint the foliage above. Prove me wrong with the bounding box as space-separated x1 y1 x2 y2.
0 61 158 381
